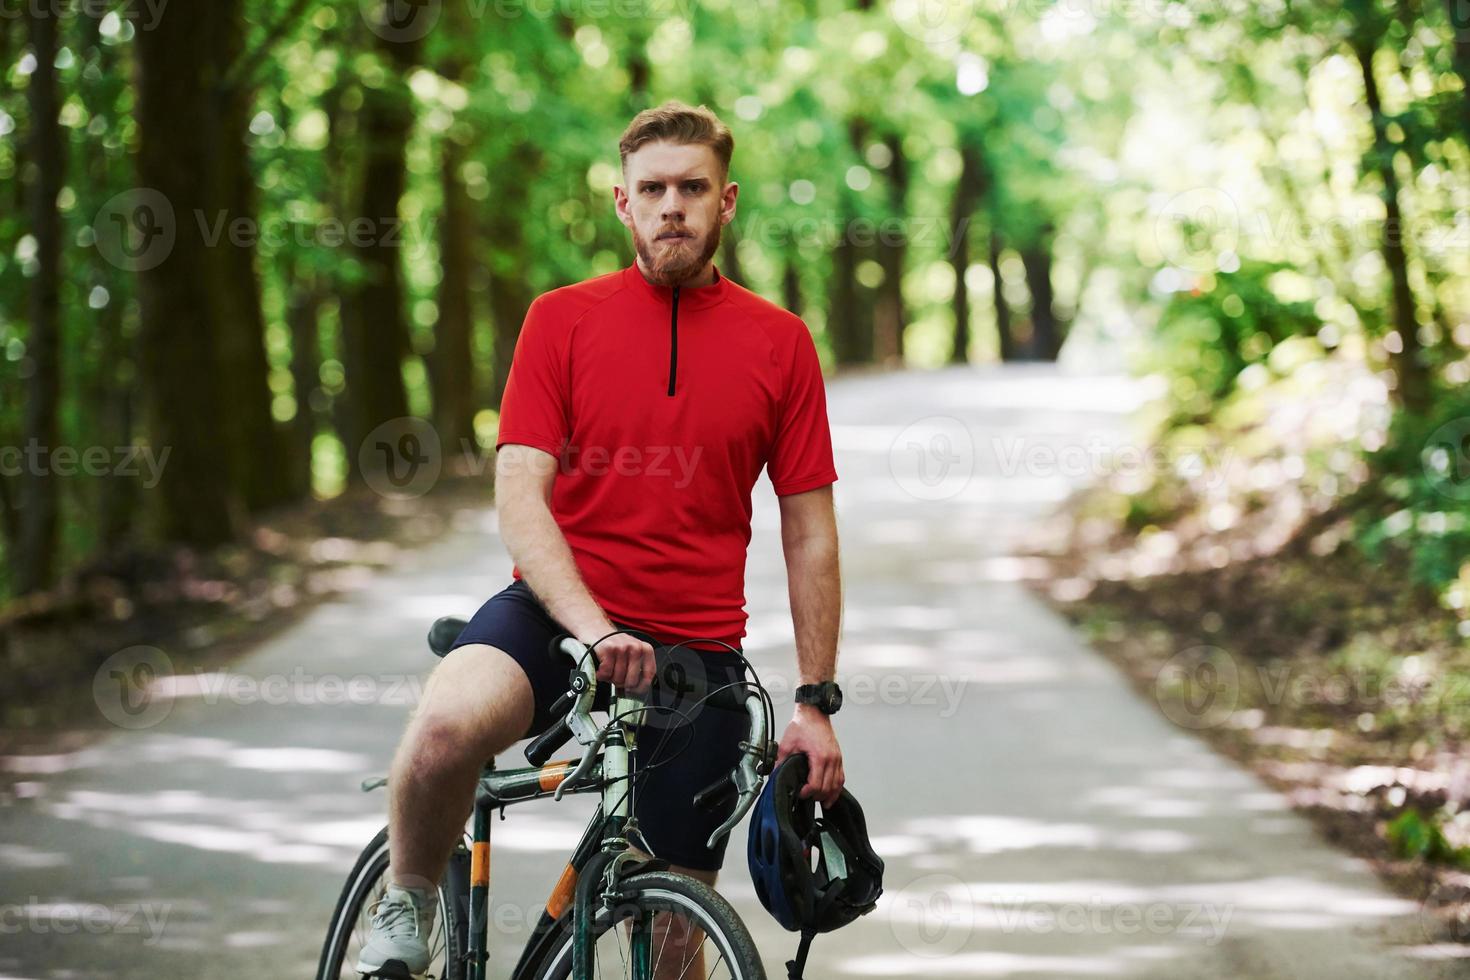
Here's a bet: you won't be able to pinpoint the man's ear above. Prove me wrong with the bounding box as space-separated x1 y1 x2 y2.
613 184 633 230
721 180 739 226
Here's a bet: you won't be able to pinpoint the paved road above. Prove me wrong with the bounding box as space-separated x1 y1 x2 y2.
2 364 1461 979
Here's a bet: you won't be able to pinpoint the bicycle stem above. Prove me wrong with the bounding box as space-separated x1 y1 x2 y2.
551 635 771 844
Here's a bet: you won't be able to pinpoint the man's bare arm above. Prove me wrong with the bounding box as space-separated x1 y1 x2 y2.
775 482 844 806
780 483 841 684
495 443 654 690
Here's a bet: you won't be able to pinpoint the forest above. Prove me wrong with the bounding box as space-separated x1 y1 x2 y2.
5 0 1470 965
5 0 1463 617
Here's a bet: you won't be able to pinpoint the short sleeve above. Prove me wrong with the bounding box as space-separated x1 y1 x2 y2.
767 324 838 495
495 296 570 458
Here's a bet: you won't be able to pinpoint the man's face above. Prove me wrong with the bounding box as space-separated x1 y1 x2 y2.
615 141 737 286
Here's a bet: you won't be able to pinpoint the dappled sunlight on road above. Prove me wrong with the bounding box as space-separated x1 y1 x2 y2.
3 365 1458 979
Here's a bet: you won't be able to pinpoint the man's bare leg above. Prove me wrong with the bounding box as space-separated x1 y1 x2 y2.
622 846 718 978
387 644 535 890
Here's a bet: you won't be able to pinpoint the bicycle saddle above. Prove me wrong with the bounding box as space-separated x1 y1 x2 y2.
427 616 469 657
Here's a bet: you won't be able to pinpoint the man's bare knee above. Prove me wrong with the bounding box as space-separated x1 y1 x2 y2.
626 845 718 888
670 863 717 888
406 643 536 762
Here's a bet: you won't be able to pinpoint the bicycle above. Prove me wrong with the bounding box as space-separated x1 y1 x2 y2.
317 616 778 980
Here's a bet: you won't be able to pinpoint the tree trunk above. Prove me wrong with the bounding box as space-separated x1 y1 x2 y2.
989 229 1017 362
720 223 745 286
1353 32 1430 413
342 9 418 480
206 1 293 513
782 260 803 316
487 145 539 406
433 137 478 456
78 9 135 551
286 274 322 498
949 143 983 365
14 6 63 594
133 0 239 544
829 120 875 366
626 30 650 110
1443 0 1470 143
429 8 479 459
96 302 135 550
322 77 361 469
829 228 864 364
874 132 908 367
1020 230 1061 360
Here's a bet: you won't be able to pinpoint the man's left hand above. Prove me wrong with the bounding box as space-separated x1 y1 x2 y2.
776 705 844 808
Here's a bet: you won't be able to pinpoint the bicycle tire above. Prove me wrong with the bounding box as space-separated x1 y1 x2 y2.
317 826 466 980
525 870 766 980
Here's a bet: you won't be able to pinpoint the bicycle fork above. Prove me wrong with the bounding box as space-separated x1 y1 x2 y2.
467 779 494 980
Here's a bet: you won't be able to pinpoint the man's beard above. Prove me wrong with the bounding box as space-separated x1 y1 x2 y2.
633 219 722 286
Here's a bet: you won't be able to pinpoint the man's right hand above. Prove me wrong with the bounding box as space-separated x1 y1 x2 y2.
579 625 656 694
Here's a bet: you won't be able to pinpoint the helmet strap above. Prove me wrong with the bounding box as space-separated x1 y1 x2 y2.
784 928 817 980
785 881 847 979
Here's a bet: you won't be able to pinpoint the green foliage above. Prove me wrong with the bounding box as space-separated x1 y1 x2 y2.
1386 808 1470 867
1356 394 1470 600
1151 260 1322 421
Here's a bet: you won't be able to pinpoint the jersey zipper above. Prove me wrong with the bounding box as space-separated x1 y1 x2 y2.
666 285 681 397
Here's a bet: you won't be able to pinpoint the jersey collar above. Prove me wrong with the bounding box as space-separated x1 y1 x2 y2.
623 262 730 311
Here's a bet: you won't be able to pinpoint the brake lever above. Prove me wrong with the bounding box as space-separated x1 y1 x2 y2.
553 637 606 798
705 694 771 849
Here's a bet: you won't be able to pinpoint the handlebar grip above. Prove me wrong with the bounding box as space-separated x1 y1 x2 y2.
525 716 572 767
693 773 738 813
546 689 576 719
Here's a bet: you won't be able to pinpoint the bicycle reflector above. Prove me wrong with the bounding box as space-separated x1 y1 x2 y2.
747 753 884 979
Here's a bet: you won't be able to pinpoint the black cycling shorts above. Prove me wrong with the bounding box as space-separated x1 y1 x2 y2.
449 578 750 871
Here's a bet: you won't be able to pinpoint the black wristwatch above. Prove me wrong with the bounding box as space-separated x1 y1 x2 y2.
795 681 843 715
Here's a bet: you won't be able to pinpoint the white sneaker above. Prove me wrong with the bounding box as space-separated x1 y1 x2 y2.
354 882 438 979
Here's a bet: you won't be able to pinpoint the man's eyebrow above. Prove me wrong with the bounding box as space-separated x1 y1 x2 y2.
636 175 713 185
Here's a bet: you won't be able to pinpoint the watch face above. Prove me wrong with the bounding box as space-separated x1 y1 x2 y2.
800 683 842 713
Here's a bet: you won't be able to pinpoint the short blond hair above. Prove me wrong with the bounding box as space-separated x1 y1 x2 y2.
618 101 734 179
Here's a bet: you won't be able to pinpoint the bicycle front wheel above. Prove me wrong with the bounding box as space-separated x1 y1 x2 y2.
316 826 465 980
530 871 765 980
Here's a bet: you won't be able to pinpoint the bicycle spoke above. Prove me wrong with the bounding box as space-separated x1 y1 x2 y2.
670 935 702 980
652 911 673 973
597 907 728 980
617 908 628 975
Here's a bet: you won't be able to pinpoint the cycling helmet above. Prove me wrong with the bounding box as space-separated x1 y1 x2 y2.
747 753 884 934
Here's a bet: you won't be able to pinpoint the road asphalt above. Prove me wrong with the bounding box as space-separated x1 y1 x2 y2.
1 364 1463 979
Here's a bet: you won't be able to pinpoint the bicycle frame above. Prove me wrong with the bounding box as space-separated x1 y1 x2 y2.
455 689 652 980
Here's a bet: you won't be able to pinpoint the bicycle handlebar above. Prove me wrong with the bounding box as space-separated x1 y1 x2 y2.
528 636 773 848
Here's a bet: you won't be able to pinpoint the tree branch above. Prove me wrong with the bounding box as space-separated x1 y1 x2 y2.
222 0 314 92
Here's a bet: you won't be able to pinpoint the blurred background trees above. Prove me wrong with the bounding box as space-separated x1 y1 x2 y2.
1 0 1468 652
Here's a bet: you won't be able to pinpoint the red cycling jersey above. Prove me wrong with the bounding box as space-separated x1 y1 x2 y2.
495 262 838 650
